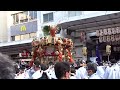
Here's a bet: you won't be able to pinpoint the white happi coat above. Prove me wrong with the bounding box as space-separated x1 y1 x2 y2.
89 73 102 79
44 67 57 79
96 66 105 79
70 73 77 79
15 73 24 79
32 70 43 79
75 67 88 79
104 64 120 79
15 69 30 79
15 72 29 79
24 70 31 79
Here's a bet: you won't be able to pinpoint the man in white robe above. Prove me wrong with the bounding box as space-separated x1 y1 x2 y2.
86 62 102 79
32 65 43 79
70 73 77 79
104 63 120 79
45 67 57 79
75 60 88 79
32 70 43 79
96 63 105 79
75 66 88 79
70 65 77 79
15 69 28 79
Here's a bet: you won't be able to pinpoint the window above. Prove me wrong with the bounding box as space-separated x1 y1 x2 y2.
12 11 37 25
21 35 25 40
21 34 30 40
24 34 30 39
30 33 36 38
20 11 28 23
12 33 37 41
15 35 21 41
43 12 53 22
68 11 82 17
12 14 19 24
29 11 37 20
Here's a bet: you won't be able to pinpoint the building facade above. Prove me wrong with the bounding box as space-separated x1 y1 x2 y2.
0 11 120 61
0 11 8 43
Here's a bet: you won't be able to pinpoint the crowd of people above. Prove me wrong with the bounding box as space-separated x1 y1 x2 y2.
0 52 120 79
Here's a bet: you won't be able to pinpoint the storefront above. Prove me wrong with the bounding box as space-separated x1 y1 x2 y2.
58 12 120 61
0 20 38 60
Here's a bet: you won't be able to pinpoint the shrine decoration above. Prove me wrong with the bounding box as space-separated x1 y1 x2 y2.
29 25 74 66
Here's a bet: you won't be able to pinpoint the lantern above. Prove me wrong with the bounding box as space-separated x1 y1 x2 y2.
107 28 112 35
116 27 120 34
82 47 87 56
99 36 103 43
106 45 111 62
99 29 103 36
103 29 108 35
96 30 100 36
106 45 111 55
112 28 116 34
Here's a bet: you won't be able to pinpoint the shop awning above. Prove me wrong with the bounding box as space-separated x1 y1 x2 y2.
58 12 120 32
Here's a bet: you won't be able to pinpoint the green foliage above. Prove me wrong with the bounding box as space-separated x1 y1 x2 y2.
43 25 50 36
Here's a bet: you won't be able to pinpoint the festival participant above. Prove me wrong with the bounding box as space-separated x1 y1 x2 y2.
39 64 49 79
75 61 80 69
44 64 57 79
75 60 88 79
86 62 101 79
54 62 70 79
15 66 26 79
26 65 36 79
70 66 77 79
104 59 120 79
96 62 105 79
32 60 43 79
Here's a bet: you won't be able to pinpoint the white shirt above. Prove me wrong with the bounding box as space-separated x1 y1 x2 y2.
89 73 102 79
75 67 88 79
32 70 43 79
